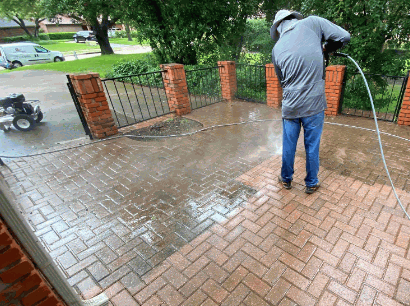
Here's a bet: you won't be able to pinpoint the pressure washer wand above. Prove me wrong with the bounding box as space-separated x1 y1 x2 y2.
333 52 348 58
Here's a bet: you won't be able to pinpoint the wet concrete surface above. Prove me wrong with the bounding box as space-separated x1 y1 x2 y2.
1 101 283 288
0 70 87 156
1 101 410 304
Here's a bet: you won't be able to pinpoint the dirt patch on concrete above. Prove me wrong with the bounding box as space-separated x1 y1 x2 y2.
125 117 203 139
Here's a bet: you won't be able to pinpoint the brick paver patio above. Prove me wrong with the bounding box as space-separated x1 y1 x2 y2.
1 101 410 305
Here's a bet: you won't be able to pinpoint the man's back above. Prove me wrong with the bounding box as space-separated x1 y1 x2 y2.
272 16 350 119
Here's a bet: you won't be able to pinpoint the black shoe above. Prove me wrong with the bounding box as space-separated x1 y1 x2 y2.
278 176 292 190
305 184 320 194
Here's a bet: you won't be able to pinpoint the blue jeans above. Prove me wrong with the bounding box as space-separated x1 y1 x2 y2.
281 111 324 187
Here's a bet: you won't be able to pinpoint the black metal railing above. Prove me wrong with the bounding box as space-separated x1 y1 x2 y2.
185 66 222 110
341 70 408 122
236 64 266 103
101 71 170 128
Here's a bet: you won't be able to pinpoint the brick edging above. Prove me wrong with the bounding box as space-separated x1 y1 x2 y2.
397 75 410 126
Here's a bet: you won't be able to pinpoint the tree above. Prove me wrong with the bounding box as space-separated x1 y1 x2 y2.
41 0 126 54
124 23 132 42
298 0 410 75
261 0 304 24
0 0 48 38
126 0 260 65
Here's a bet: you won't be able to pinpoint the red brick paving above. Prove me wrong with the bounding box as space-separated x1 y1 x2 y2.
2 102 410 305
97 154 410 305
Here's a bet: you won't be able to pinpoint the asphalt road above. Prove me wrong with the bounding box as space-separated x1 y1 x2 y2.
0 44 152 158
0 70 88 157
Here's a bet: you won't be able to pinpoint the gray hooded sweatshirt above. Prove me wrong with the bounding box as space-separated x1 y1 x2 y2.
272 16 350 119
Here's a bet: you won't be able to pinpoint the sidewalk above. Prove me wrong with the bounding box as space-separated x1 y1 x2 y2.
1 101 410 305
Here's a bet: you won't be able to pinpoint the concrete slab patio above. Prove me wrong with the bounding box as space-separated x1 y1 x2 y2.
1 101 410 305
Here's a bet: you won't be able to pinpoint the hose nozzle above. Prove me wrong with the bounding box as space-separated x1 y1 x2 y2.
333 52 348 58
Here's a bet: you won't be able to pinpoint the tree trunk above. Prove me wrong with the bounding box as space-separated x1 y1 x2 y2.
125 24 133 41
12 16 33 38
93 18 114 55
34 19 40 37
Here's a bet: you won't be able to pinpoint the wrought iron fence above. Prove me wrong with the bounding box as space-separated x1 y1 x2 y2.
341 70 409 122
185 66 223 110
236 64 266 103
101 71 170 128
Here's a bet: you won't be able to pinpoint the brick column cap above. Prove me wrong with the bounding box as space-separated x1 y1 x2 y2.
69 73 100 80
218 61 235 66
325 65 346 71
160 63 184 70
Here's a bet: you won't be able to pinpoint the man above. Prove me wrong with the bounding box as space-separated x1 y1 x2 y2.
271 10 350 194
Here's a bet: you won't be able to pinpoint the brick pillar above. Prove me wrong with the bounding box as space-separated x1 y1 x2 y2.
0 218 66 306
397 74 410 126
218 61 237 101
69 73 118 139
325 65 346 116
160 63 191 116
265 63 283 108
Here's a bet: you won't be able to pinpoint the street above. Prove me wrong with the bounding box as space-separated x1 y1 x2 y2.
0 44 152 157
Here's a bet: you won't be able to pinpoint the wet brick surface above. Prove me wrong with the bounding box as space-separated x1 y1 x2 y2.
1 101 410 305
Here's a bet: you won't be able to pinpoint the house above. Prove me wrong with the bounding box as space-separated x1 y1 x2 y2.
0 18 35 41
39 15 84 33
39 16 125 33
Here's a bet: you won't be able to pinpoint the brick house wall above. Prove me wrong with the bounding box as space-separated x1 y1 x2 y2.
0 216 66 306
40 24 82 33
0 27 35 42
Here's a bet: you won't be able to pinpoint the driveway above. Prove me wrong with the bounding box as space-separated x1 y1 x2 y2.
0 70 87 156
0 44 152 157
2 101 410 305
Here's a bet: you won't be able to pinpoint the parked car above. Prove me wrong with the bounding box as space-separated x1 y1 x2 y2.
0 43 65 69
73 31 97 43
108 28 121 38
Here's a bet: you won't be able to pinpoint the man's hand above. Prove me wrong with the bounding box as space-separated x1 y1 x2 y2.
323 40 344 54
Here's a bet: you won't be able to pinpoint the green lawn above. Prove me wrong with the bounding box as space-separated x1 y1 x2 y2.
375 85 402 113
109 38 150 46
31 39 148 54
42 41 100 53
0 53 150 78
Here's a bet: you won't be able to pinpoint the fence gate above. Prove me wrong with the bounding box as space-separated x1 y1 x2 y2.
66 76 93 139
236 64 267 103
185 66 223 110
101 71 170 128
340 70 409 122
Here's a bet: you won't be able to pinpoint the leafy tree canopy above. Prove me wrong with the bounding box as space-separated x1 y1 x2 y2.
41 0 128 54
126 0 260 65
0 0 48 37
298 0 410 75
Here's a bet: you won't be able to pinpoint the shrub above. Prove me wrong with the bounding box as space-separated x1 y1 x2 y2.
47 32 77 40
3 34 49 43
235 64 266 101
112 30 139 39
105 54 163 86
185 65 222 97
